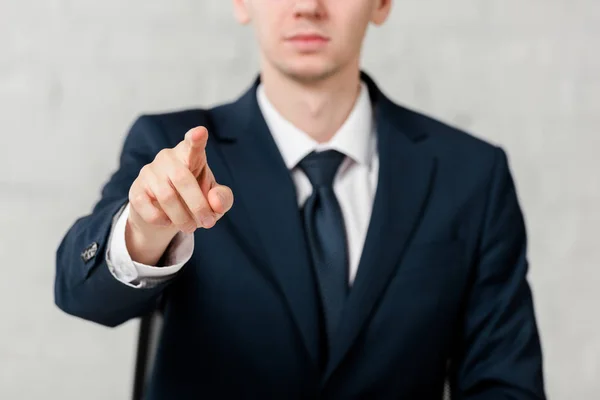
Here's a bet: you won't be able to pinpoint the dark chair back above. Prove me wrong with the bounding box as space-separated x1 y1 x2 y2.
132 311 163 400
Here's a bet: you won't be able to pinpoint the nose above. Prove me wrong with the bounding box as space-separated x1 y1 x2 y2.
292 0 326 20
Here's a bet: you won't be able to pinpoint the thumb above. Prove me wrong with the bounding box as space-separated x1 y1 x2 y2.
207 184 234 215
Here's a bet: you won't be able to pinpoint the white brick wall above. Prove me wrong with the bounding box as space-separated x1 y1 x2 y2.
1 1 598 398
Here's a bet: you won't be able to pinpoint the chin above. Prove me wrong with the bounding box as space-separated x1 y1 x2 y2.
278 60 340 84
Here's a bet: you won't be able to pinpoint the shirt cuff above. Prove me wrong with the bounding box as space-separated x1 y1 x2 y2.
106 202 194 288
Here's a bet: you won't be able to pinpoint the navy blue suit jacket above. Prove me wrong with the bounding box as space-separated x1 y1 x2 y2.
55 74 545 399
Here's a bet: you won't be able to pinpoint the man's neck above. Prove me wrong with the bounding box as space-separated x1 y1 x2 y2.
260 63 362 144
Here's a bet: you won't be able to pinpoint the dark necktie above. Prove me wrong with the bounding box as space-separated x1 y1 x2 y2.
299 150 349 356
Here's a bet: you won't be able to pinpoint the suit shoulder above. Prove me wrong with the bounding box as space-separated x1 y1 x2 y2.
410 107 496 151
387 101 510 189
390 102 501 165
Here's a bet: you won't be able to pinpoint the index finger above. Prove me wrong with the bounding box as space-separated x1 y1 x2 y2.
183 126 208 150
175 126 209 171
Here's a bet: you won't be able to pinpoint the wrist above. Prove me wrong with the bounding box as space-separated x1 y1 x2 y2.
125 218 179 265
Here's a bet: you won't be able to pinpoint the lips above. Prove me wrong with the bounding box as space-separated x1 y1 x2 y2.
285 33 330 51
288 34 329 42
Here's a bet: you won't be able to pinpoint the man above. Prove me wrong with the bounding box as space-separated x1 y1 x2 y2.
55 0 546 398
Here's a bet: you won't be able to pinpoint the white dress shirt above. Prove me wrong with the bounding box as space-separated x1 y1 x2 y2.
106 82 379 288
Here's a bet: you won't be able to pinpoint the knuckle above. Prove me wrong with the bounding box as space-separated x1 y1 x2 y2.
155 186 177 203
153 150 165 162
154 149 173 164
139 164 155 180
145 210 166 225
139 164 150 176
129 191 146 207
137 165 155 184
171 168 190 186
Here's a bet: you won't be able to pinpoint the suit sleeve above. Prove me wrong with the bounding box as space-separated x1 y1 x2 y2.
451 147 546 399
54 115 176 327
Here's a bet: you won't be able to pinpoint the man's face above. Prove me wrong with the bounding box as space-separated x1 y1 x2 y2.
234 0 392 83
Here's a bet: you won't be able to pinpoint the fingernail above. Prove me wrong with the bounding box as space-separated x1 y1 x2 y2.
202 215 215 228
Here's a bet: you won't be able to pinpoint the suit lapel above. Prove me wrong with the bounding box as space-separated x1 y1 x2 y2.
209 75 438 380
324 78 438 381
209 82 321 367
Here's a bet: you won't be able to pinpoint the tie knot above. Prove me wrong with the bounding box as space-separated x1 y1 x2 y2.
298 150 346 189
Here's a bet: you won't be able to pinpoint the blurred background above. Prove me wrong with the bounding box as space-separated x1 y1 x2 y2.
1 0 598 398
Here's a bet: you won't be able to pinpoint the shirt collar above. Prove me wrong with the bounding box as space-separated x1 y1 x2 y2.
256 82 375 170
